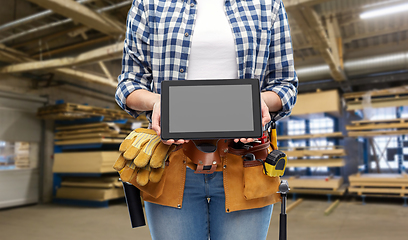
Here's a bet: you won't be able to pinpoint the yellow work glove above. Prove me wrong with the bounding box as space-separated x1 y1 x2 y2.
113 128 175 186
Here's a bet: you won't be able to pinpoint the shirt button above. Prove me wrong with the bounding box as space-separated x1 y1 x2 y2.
190 3 194 7
180 68 184 73
184 32 189 37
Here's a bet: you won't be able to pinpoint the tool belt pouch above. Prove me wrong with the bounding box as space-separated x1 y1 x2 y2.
229 140 279 200
128 165 167 199
183 140 228 174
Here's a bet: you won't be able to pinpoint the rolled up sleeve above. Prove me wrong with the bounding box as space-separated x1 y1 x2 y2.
263 1 298 121
116 0 152 118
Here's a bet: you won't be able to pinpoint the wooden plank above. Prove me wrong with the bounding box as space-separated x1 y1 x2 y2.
287 159 345 168
279 132 343 140
288 184 347 196
348 173 408 183
286 198 304 213
347 130 408 137
283 176 343 190
55 122 126 131
56 127 113 135
343 86 408 100
324 199 340 216
61 177 122 188
286 149 346 158
346 122 408 131
54 133 127 140
350 182 408 187
54 138 123 145
56 187 124 201
291 90 341 116
350 118 408 125
27 0 125 36
280 145 344 151
346 96 408 110
53 151 120 173
348 187 408 195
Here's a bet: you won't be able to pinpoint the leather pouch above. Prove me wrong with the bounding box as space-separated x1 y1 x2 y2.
129 167 167 199
229 141 279 200
129 149 180 199
242 159 280 200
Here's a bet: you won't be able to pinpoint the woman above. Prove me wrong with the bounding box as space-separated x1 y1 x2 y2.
116 0 298 239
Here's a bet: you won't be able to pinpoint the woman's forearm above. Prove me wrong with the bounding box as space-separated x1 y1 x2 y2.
261 91 282 113
126 89 160 112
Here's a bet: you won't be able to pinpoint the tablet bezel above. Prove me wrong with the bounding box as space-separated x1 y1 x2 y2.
160 79 262 140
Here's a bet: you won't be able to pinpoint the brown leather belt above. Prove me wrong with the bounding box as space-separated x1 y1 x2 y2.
182 133 270 174
183 139 229 174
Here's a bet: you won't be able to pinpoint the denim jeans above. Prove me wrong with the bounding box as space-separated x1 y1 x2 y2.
145 167 273 240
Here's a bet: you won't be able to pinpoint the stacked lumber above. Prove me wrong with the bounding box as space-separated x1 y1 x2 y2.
283 176 344 191
344 86 408 111
14 142 30 169
56 176 124 201
281 146 346 168
347 118 408 137
279 132 343 141
348 173 408 197
53 151 120 173
291 90 341 117
37 102 133 121
54 122 137 146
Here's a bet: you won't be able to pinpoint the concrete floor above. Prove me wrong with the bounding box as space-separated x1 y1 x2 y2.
0 198 407 240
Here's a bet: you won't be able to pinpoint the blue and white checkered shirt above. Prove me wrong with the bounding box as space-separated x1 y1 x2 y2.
116 0 298 122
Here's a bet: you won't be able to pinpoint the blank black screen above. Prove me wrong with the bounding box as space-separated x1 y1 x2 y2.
168 85 254 133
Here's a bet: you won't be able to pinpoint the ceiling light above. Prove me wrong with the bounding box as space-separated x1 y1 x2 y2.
360 3 408 19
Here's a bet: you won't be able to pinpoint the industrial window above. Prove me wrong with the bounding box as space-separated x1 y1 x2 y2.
364 107 408 171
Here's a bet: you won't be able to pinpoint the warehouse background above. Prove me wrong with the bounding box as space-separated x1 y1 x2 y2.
0 0 408 240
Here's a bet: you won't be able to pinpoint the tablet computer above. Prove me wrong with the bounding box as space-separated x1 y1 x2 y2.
161 79 262 140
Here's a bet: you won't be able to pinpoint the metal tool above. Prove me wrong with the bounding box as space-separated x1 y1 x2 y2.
278 180 290 240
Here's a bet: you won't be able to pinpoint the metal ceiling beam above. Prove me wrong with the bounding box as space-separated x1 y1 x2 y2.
26 0 126 37
286 4 347 82
298 71 408 93
31 36 112 58
0 0 96 34
0 43 116 88
344 25 408 43
283 0 330 10
0 42 123 74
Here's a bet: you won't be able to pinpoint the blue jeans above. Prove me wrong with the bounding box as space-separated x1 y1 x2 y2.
145 167 273 240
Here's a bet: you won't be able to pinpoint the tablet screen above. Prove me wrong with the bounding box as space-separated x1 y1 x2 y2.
161 79 262 140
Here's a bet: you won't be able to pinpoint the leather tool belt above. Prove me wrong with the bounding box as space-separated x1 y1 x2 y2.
228 135 271 168
182 132 271 174
183 139 229 174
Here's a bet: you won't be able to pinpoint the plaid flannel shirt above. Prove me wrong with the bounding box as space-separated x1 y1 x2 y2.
116 0 298 122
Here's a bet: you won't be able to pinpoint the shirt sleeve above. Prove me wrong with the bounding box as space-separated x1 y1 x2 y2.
262 0 298 121
115 0 152 118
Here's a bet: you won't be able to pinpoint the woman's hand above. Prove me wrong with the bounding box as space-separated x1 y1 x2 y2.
151 101 189 145
234 97 271 143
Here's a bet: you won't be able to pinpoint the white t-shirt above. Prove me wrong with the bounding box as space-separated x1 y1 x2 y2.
187 0 238 80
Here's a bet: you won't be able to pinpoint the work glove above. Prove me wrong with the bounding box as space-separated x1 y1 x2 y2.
113 128 175 186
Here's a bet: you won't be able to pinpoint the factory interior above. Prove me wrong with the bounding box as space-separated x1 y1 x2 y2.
1 0 408 239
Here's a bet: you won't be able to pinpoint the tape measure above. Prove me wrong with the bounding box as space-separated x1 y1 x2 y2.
263 150 287 177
